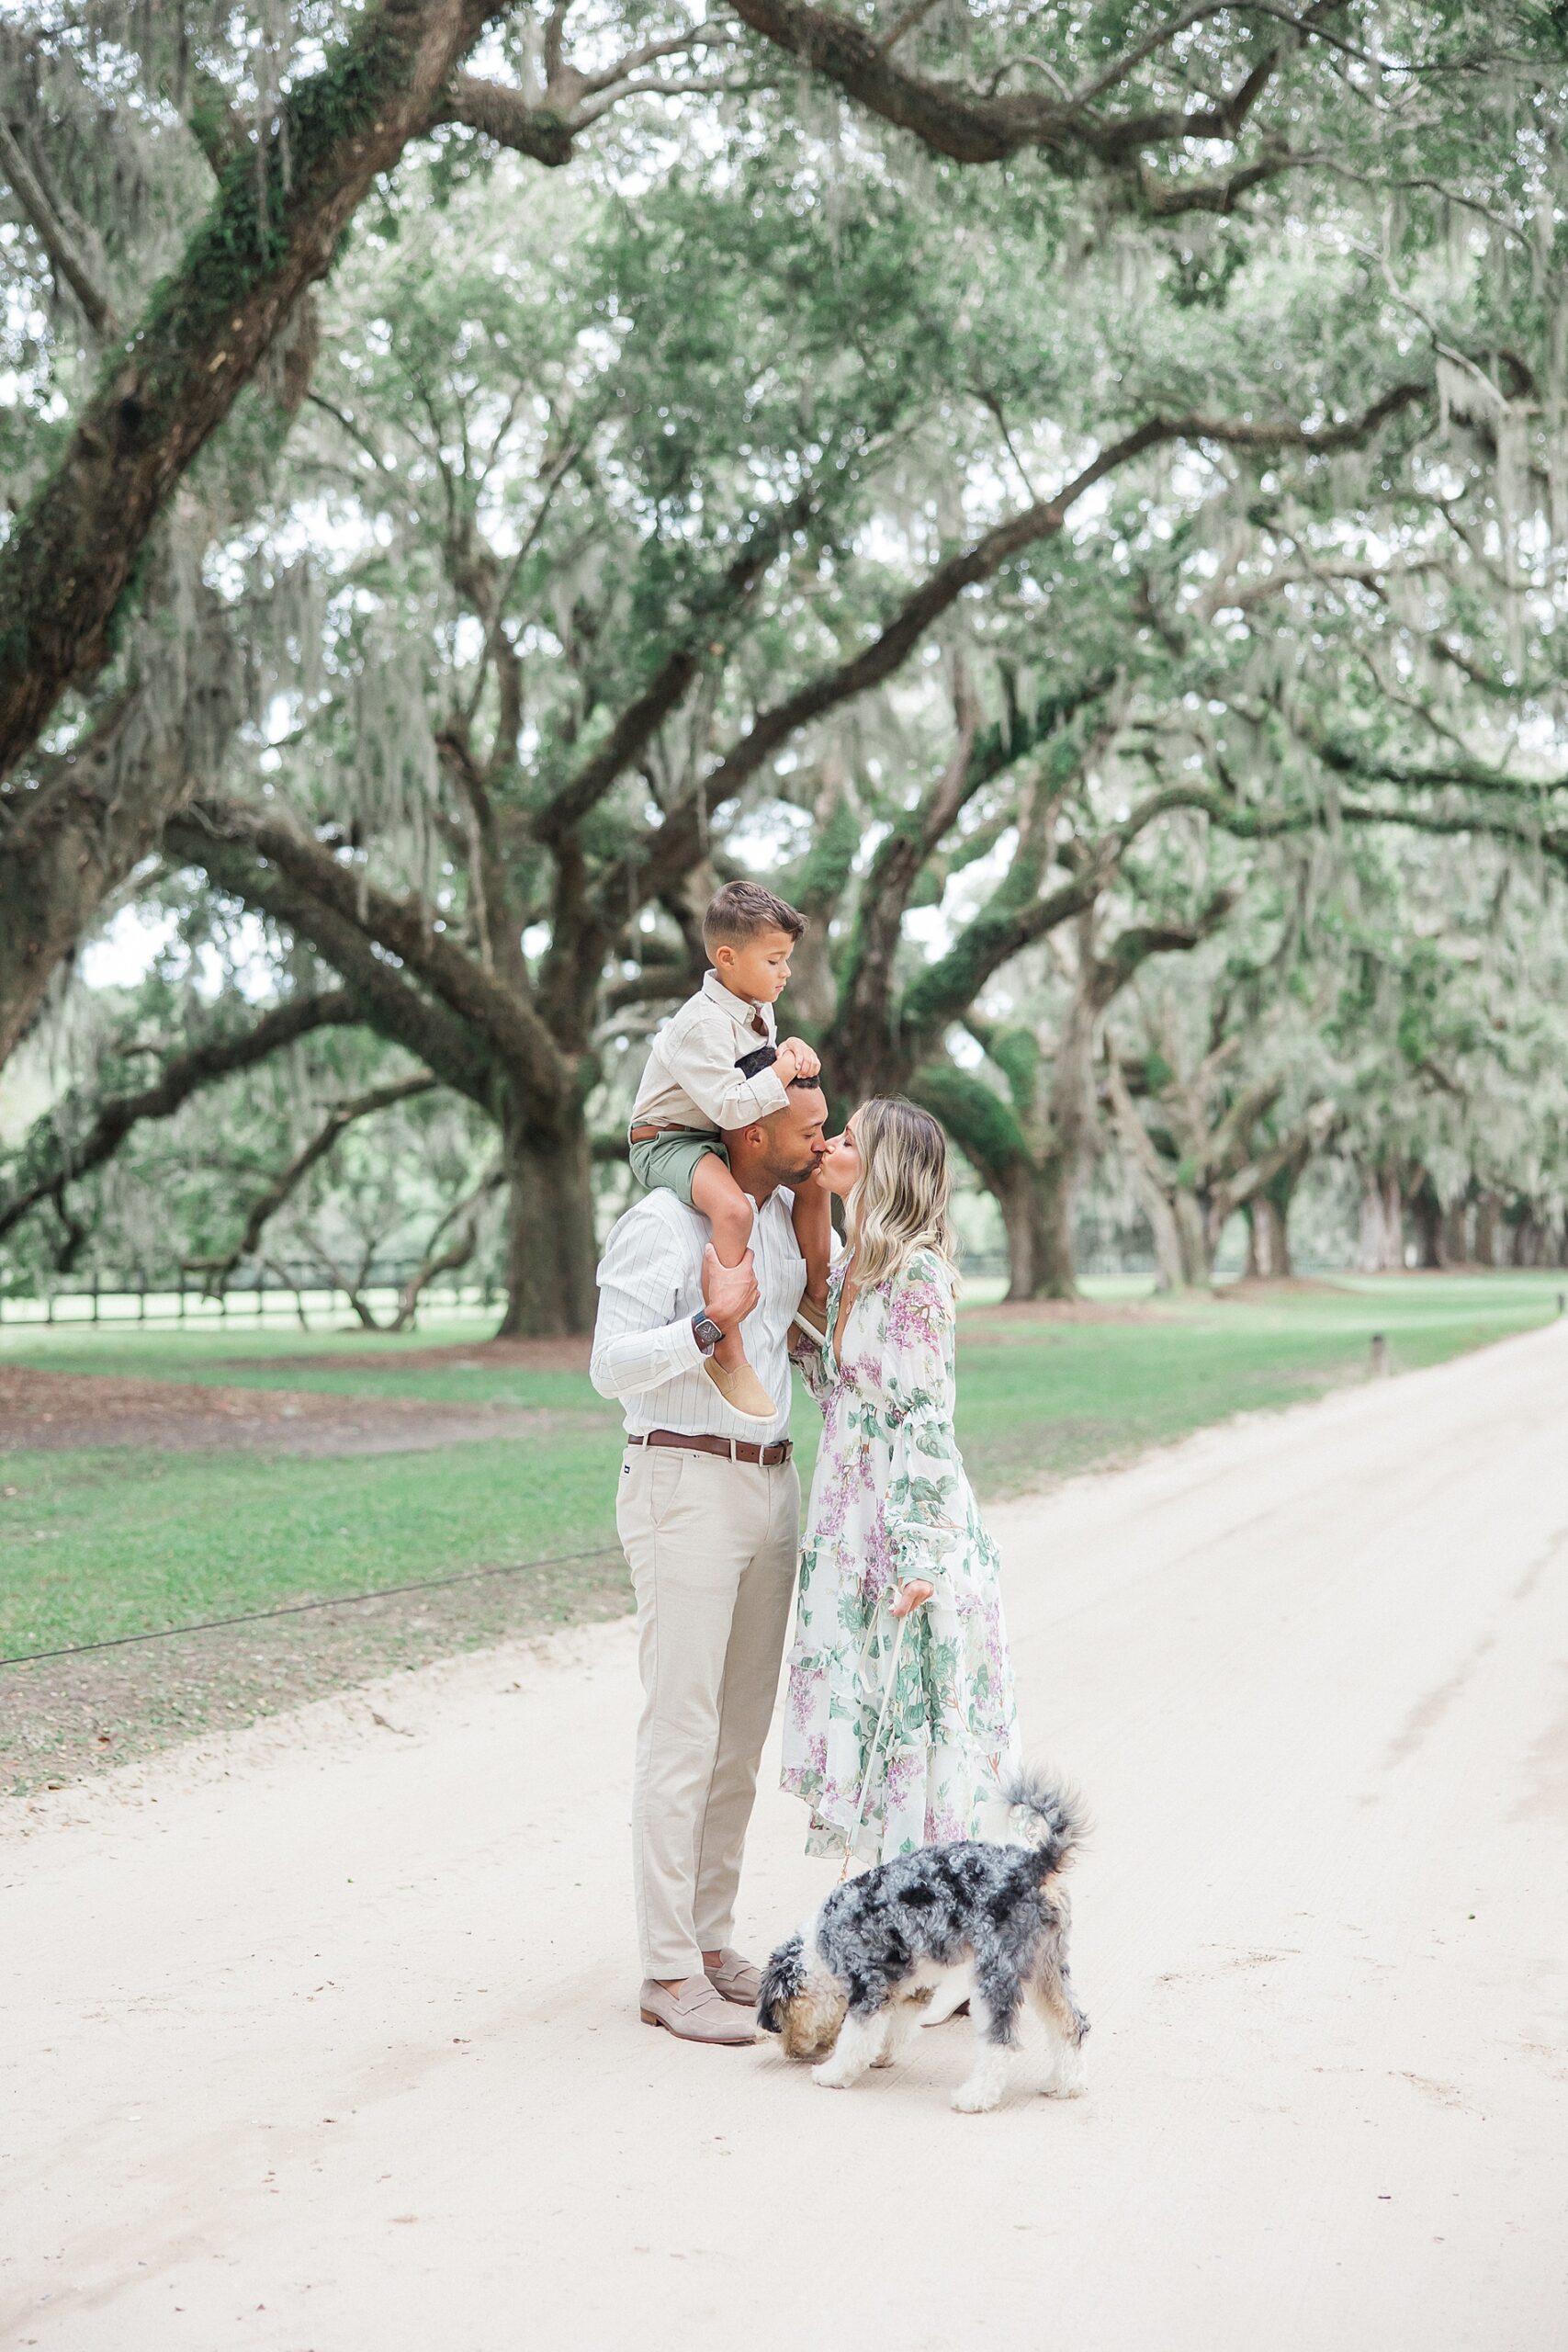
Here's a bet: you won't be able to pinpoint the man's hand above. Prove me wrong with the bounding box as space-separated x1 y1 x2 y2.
775 1035 820 1080
701 1243 760 1332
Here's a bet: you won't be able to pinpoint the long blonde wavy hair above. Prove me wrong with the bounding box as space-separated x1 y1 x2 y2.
845 1097 960 1291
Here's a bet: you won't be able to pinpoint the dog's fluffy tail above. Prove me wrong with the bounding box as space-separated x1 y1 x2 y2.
999 1767 1089 1880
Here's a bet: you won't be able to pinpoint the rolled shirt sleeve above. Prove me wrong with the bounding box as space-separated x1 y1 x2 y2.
590 1216 708 1401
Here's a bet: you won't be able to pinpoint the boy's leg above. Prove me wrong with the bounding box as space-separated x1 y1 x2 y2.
789 1181 833 1328
691 1155 758 1374
689 1152 774 1420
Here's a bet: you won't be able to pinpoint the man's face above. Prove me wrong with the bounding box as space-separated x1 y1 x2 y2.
761 1085 829 1187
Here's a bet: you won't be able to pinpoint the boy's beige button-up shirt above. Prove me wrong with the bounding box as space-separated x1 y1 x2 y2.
629 970 790 1135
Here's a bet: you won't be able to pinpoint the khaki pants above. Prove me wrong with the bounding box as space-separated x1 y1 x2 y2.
616 1443 800 1981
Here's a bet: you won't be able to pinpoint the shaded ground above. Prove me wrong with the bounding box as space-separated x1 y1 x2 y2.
0 1543 629 1792
0 1364 600 1455
962 1298 1161 1340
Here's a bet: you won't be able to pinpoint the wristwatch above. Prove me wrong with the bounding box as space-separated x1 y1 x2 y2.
691 1309 725 1356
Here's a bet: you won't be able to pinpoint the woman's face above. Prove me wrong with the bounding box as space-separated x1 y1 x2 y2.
819 1113 863 1202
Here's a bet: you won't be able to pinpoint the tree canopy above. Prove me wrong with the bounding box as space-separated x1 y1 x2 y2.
3 0 1567 1320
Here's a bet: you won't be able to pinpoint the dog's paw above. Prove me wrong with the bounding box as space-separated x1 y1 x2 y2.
811 2061 853 2090
950 2083 1002 2114
1043 2053 1089 2099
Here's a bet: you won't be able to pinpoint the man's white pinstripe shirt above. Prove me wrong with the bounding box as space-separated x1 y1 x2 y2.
589 1186 805 1442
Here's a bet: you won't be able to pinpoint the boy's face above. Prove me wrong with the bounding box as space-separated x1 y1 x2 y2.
715 926 795 1005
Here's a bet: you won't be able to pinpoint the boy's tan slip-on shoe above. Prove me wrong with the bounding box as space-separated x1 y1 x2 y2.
702 1357 777 1422
704 1949 763 2007
638 1976 757 2044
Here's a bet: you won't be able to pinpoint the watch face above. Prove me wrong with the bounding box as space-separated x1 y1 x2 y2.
693 1313 723 1351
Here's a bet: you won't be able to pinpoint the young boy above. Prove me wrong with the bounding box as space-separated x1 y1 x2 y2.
627 880 832 1421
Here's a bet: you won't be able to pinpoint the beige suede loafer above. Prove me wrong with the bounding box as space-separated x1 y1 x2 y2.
638 1975 757 2044
701 1356 777 1422
704 1948 763 2007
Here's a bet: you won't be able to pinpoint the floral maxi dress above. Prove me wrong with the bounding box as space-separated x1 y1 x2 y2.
781 1249 1020 1863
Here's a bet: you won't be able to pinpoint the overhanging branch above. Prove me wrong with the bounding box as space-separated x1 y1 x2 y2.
195 1073 439 1288
592 382 1427 924
0 989 361 1245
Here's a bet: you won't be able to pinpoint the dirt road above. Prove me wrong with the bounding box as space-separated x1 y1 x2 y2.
4 1322 1565 2350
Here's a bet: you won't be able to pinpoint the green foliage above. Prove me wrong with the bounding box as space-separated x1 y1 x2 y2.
7 0 1568 1305
910 1061 1026 1176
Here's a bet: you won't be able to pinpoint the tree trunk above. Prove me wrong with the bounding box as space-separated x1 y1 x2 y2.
1439 1199 1469 1266
1380 1171 1404 1270
992 1148 1082 1302
1408 1174 1443 1270
496 1104 599 1336
994 1159 1044 1300
1025 984 1100 1302
1472 1190 1500 1268
1244 1193 1292 1279
1357 1166 1404 1272
1137 1182 1211 1290
1175 1191 1213 1286
1030 1148 1080 1300
1507 1209 1540 1267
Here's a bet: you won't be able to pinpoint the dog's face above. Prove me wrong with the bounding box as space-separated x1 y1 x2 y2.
756 1932 849 2061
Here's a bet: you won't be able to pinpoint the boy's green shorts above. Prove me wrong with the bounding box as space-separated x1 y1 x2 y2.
627 1125 728 1205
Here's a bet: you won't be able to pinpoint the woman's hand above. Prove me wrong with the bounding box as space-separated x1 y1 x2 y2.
889 1578 935 1619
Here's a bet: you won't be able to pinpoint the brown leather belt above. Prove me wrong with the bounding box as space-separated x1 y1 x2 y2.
628 1428 793 1466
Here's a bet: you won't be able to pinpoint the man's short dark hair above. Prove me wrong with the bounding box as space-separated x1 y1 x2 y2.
703 879 807 953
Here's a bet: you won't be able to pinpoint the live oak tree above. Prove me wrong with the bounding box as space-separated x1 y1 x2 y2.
7 5 1568 1318
153 112 1462 1329
6 0 1562 1067
1101 893 1340 1289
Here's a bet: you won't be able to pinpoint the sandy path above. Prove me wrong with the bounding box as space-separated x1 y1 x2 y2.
3 1324 1565 2351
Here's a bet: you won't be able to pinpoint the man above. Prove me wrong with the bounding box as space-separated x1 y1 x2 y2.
591 1079 830 2045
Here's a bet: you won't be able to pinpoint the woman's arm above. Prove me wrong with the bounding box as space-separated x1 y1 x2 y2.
882 1257 963 1593
789 1306 838 1411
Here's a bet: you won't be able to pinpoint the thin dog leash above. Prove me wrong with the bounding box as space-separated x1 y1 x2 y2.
839 1601 910 1882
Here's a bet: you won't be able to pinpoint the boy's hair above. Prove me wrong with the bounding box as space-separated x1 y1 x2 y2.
703 879 806 953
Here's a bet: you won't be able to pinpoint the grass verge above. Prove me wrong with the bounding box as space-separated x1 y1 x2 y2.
0 1270 1560 1788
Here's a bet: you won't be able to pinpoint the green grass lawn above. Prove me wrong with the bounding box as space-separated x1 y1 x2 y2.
0 1271 1561 1661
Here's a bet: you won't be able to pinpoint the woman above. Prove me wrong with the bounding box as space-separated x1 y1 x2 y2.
781 1096 1019 1867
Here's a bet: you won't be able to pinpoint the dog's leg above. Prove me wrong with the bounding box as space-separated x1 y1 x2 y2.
1030 1975 1089 2098
811 2009 884 2091
951 1990 1016 2114
871 2000 917 2070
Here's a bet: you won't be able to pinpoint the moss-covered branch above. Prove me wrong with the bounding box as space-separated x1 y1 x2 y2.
0 0 512 785
0 989 361 1245
196 1073 439 1289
